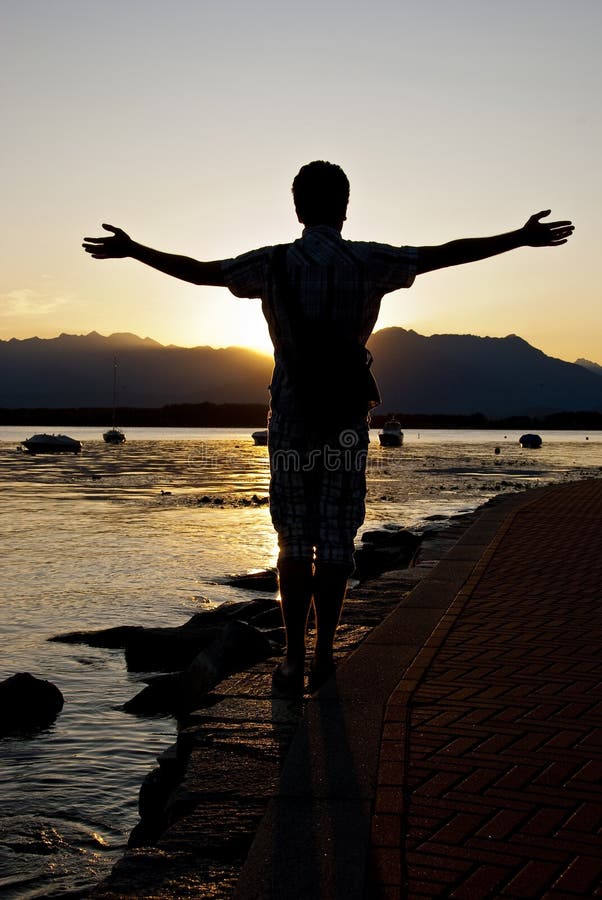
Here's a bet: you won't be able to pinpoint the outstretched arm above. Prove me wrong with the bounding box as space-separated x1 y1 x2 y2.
82 224 226 286
416 211 574 275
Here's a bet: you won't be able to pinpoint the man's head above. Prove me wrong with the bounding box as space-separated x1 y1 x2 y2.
292 161 350 229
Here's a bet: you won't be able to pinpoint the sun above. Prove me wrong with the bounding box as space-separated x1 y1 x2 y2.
175 291 274 354
190 297 273 355
225 304 273 355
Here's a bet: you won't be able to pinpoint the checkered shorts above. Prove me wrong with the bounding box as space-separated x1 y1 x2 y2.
268 414 369 569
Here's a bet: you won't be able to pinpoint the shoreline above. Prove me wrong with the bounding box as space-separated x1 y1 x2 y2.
3 407 602 430
91 499 501 898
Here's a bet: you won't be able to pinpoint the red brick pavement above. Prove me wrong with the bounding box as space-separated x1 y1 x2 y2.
369 479 602 899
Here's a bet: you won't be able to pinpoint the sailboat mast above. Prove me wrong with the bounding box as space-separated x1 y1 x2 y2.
103 355 126 443
111 356 118 428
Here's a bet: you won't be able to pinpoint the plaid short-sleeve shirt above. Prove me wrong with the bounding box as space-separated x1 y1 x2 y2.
221 224 417 418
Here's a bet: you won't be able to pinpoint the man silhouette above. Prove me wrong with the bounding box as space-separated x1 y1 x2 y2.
83 160 574 696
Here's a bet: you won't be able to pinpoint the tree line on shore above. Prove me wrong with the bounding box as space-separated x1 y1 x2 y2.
2 403 602 430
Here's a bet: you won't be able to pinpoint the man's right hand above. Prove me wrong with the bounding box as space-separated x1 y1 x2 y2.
82 224 133 259
521 211 574 247
82 225 226 285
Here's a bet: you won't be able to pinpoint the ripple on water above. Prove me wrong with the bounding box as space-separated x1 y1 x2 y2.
0 813 117 898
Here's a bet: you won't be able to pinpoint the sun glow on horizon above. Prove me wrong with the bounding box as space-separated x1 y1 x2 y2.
193 299 274 355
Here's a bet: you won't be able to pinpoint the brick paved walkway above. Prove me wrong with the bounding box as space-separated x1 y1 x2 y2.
235 480 602 900
370 480 602 898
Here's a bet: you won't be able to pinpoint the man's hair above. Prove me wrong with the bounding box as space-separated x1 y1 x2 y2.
292 161 350 226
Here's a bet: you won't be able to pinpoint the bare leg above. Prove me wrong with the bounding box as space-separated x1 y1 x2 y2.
312 561 350 671
277 557 314 678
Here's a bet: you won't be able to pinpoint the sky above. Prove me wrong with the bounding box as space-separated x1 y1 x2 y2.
1 0 600 363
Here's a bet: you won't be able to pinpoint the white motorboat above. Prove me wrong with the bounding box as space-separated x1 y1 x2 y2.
21 433 82 455
378 418 404 447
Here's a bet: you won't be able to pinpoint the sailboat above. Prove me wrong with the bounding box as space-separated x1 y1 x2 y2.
103 356 126 444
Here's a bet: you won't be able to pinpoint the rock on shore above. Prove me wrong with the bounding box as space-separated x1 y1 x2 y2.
50 599 282 716
223 526 423 589
0 672 64 735
123 621 274 715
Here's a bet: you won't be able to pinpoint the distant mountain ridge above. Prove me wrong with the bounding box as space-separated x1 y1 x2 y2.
576 357 602 377
368 328 602 417
0 331 272 408
1 329 601 416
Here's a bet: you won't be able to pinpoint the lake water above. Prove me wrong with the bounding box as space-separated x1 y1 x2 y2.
1 426 601 898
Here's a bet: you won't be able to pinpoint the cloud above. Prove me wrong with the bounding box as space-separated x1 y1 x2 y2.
0 288 71 316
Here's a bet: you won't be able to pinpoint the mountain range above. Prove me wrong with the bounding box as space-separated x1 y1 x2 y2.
1 331 271 409
1 329 601 417
369 329 602 416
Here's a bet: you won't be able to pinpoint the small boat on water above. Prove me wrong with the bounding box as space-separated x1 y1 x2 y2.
103 356 126 444
103 427 126 445
378 418 404 447
519 433 542 449
21 433 82 455
251 430 268 446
